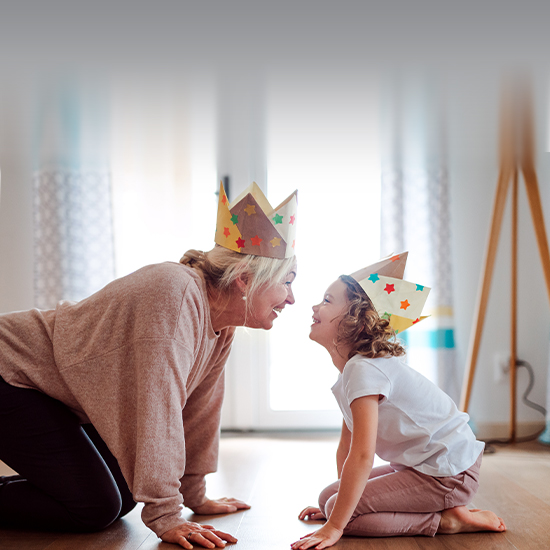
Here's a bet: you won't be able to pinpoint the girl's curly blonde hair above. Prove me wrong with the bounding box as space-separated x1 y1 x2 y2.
336 275 406 360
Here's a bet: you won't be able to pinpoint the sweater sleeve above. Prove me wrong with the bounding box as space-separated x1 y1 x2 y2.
179 329 235 509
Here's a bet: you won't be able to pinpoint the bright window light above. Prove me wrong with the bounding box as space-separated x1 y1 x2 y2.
266 80 381 411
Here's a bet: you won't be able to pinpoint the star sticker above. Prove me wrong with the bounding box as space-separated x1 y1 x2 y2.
289 214 296 225
384 284 395 294
244 204 256 216
231 214 239 225
416 284 424 291
382 312 391 320
400 299 410 310
368 273 380 283
390 255 400 262
292 240 296 249
223 227 230 237
272 214 283 225
222 195 228 205
251 235 263 246
236 237 245 248
412 318 420 324
270 237 281 247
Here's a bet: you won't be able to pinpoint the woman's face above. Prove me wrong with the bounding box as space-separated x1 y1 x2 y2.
246 269 297 330
309 279 349 350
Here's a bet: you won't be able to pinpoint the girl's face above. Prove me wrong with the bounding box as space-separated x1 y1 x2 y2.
245 269 296 330
309 279 349 350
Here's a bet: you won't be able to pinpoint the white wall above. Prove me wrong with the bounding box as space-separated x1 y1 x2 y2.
0 83 35 313
448 71 550 432
1 2 550 433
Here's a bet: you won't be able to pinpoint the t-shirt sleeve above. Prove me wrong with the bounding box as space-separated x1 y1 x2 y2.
342 358 391 406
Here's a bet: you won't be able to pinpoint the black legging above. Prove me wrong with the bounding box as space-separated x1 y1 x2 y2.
0 375 136 531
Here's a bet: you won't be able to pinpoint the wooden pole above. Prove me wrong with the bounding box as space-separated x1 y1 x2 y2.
459 167 512 412
510 168 518 442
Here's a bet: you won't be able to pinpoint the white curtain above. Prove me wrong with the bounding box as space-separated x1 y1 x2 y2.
109 79 217 278
32 80 115 308
380 75 460 401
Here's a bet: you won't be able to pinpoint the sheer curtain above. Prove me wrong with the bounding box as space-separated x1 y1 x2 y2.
380 76 460 401
32 79 115 308
109 79 217 278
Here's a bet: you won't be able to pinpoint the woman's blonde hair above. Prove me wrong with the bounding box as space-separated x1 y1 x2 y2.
180 245 296 300
336 275 405 360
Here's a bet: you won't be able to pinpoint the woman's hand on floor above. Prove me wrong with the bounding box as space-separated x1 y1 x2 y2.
298 506 326 521
192 497 251 515
161 521 237 549
291 523 343 550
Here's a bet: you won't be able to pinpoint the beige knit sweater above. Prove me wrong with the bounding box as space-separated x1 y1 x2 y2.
0 262 235 537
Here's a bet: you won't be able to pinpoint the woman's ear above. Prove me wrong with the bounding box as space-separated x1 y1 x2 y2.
235 272 250 295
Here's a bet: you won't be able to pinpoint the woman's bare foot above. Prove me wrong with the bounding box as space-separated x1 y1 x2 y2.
438 506 506 534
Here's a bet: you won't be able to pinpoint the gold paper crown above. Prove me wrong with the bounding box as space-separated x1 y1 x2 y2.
350 252 431 334
214 181 297 259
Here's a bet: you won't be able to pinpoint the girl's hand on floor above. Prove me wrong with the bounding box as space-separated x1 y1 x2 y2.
161 521 237 549
291 523 343 550
298 506 326 521
192 497 251 515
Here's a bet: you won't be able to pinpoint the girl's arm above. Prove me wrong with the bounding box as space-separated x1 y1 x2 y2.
292 394 379 550
336 420 352 478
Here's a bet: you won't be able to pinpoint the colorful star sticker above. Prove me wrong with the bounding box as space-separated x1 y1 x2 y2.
400 299 410 310
244 204 256 216
222 195 228 205
223 227 230 237
390 255 400 262
270 237 281 247
272 214 283 224
289 214 296 225
384 284 395 294
231 214 239 225
292 240 296 249
368 273 380 283
236 237 245 248
382 312 391 320
416 284 424 291
412 318 420 324
251 235 263 246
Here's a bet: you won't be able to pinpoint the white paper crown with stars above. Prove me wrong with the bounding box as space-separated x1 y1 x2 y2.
214 181 298 259
349 252 431 334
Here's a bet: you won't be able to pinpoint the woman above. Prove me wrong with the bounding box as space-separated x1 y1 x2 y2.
0 183 297 549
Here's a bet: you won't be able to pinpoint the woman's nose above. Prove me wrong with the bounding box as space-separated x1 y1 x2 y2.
286 286 295 305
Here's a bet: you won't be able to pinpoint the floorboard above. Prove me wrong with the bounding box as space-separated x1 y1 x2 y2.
1 434 548 549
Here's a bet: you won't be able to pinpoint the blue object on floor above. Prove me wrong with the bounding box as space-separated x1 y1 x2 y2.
538 422 550 445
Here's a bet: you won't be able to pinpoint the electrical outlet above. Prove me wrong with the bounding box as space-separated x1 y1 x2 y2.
493 354 510 383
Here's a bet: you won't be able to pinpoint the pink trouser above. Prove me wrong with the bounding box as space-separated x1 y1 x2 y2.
319 453 482 537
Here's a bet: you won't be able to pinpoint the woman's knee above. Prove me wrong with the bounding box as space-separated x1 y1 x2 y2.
69 487 123 531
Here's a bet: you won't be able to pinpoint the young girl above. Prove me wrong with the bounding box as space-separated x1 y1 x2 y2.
292 258 506 550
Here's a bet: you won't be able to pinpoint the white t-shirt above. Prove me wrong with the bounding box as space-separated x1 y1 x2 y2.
332 354 484 477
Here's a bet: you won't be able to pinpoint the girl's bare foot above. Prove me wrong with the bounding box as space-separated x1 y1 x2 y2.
438 506 506 534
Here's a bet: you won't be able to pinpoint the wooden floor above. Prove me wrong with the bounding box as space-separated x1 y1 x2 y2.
1 432 549 549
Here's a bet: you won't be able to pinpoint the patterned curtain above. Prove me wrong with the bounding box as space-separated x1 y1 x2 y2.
380 76 459 401
32 81 115 309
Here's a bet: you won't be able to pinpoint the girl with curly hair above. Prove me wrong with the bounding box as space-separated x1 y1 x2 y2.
292 272 506 550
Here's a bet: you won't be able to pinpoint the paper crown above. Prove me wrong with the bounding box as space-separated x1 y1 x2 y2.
214 181 297 259
349 252 431 334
